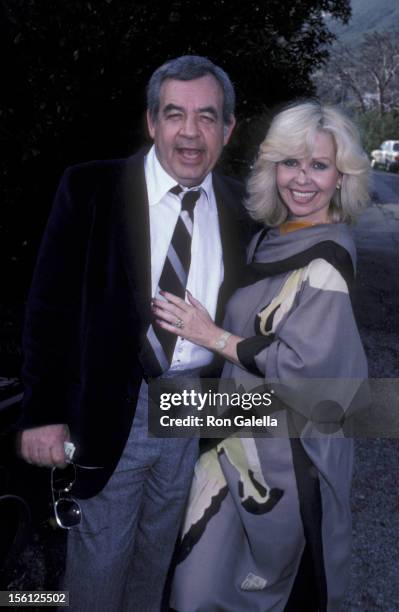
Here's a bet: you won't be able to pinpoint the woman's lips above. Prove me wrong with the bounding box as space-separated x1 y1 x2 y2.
290 189 317 204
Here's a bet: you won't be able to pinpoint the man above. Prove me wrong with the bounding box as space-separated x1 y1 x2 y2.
19 55 249 610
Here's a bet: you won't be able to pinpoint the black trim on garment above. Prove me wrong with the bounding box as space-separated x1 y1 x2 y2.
284 543 319 611
252 227 268 255
255 303 279 335
236 335 275 376
240 240 355 292
288 414 328 612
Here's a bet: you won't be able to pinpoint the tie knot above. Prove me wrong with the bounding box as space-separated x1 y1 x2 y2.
181 189 201 214
169 185 201 215
169 185 183 196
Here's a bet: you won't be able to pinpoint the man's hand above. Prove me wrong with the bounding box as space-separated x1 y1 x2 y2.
17 424 71 468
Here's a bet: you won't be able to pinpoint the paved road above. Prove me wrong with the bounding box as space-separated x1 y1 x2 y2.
353 172 399 378
371 169 399 205
346 169 399 611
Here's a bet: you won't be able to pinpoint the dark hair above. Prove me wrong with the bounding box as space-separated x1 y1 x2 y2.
147 55 235 125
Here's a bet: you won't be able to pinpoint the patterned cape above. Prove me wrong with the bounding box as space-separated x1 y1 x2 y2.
171 223 369 612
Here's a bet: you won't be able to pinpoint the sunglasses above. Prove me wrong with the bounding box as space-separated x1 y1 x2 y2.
51 463 81 529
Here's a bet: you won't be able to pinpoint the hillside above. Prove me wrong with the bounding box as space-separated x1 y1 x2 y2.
327 0 399 44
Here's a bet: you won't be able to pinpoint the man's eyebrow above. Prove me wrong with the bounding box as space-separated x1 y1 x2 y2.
197 106 218 118
162 104 219 118
163 103 184 114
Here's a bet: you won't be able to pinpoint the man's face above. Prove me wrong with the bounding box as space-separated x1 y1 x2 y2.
147 75 235 187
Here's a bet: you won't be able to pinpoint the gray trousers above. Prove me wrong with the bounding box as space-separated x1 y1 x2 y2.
63 378 199 612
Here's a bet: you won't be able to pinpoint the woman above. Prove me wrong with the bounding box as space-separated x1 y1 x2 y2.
153 101 370 611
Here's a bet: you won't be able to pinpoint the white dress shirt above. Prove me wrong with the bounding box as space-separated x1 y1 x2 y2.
145 145 224 371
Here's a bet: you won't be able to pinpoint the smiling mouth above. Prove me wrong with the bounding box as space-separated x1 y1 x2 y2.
290 190 317 203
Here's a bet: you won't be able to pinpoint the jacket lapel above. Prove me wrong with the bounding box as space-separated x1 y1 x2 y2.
212 173 247 323
116 150 152 333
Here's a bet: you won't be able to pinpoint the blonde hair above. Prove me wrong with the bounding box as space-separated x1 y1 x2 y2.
246 101 371 226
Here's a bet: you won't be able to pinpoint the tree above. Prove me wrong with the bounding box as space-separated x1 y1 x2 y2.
356 109 399 154
315 30 399 116
1 0 351 162
0 0 351 304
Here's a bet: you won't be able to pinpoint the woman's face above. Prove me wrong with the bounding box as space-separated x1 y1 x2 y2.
276 130 342 224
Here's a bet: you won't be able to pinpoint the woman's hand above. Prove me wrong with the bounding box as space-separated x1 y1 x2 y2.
152 290 222 350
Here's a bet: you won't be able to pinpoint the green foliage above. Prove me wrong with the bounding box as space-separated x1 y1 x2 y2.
357 110 399 154
1 0 351 156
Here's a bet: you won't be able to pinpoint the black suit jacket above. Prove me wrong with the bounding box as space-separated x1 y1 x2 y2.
21 150 251 497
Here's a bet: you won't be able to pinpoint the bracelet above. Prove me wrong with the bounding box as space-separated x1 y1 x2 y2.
213 330 232 351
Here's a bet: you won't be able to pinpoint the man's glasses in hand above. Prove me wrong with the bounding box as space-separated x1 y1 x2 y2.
51 463 81 529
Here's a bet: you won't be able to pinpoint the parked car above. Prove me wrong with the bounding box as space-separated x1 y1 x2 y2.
370 140 399 171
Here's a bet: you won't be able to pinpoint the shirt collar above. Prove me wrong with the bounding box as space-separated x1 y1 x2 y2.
145 145 213 207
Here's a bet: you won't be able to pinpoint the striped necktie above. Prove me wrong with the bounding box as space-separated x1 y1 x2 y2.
143 187 201 376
